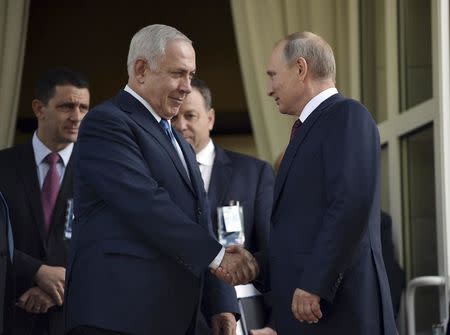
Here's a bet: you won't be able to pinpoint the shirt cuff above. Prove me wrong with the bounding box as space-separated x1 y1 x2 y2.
209 247 225 269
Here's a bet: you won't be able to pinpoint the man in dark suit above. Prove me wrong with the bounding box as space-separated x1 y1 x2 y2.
0 68 90 335
217 31 398 334
0 191 14 335
65 24 257 335
172 78 276 335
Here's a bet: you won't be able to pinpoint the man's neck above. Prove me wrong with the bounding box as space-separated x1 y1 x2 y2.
36 131 69 152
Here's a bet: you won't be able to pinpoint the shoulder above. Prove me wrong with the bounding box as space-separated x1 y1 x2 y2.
0 143 28 162
223 149 270 168
221 149 273 177
83 98 122 123
323 96 375 127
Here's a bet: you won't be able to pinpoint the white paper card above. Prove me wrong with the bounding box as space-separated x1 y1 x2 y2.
222 205 242 232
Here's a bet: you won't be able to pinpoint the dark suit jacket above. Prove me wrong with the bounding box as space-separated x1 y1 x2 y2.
380 211 405 318
266 93 397 334
65 90 228 335
208 146 273 254
0 143 73 335
197 146 274 334
0 191 14 335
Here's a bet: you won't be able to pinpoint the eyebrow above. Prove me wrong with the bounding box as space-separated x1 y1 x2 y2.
57 102 89 109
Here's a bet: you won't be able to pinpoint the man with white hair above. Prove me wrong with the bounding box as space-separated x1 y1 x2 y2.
216 31 398 334
64 24 258 335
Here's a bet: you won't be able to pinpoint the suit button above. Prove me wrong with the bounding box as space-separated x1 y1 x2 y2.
197 208 202 216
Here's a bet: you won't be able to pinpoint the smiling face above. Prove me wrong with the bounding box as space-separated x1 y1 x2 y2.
266 41 306 116
33 84 90 151
139 40 196 120
172 88 214 153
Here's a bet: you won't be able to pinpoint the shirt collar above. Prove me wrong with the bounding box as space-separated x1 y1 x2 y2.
32 132 73 166
196 139 215 166
124 85 169 124
299 87 338 123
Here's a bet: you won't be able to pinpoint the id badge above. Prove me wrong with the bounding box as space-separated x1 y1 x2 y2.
217 200 245 246
64 198 74 240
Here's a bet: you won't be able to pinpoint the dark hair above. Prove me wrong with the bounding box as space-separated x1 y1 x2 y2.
190 77 212 110
34 67 89 104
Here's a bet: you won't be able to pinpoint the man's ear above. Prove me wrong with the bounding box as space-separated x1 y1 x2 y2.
296 57 308 80
208 108 215 131
32 99 45 119
134 58 148 84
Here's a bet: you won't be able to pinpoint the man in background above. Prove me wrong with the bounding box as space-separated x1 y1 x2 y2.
172 78 276 335
0 191 14 335
0 67 90 335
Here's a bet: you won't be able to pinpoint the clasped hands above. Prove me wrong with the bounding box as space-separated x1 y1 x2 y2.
16 265 65 314
212 247 323 326
211 245 259 286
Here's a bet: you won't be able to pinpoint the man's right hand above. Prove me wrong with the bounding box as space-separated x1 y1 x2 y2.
250 327 278 335
17 286 56 314
34 265 65 306
212 245 259 286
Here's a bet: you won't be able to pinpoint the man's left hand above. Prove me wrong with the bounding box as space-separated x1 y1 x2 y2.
211 312 236 335
291 288 322 324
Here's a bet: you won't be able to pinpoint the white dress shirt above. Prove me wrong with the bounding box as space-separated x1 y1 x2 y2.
196 139 215 192
124 86 224 269
32 132 73 189
299 87 339 123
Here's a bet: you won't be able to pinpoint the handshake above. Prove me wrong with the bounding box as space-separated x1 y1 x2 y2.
212 245 260 286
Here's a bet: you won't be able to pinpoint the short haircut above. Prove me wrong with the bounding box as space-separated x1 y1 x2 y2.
34 67 89 104
283 31 336 81
127 24 192 75
190 78 212 110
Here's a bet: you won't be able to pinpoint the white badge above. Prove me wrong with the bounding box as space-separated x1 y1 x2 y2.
222 205 243 233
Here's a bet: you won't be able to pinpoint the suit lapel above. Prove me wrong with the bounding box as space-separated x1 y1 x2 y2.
273 94 343 210
17 143 47 244
208 146 232 210
115 90 195 195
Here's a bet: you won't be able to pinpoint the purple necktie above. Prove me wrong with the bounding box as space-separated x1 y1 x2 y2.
290 119 302 141
41 152 61 235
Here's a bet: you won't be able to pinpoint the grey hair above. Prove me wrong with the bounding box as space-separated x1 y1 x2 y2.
127 24 192 75
283 31 336 81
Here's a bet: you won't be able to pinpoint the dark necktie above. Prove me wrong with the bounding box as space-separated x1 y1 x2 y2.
290 119 302 141
41 152 61 235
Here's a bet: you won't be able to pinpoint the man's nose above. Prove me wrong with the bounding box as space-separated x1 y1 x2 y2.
179 77 192 94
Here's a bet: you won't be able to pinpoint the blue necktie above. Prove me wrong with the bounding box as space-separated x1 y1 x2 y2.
159 119 190 179
159 119 178 148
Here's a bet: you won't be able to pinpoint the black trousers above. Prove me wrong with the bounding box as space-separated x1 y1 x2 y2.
68 326 128 335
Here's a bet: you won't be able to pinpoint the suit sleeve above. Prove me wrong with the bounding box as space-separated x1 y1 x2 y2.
76 108 221 277
202 272 240 324
251 162 274 293
299 101 380 303
13 250 43 285
251 162 274 254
